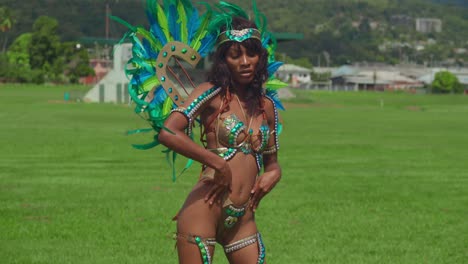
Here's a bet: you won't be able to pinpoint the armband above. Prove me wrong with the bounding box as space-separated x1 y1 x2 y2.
170 106 193 135
265 95 280 152
170 87 221 136
262 145 277 155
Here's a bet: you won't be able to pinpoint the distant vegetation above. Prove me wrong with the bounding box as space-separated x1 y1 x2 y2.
0 0 467 74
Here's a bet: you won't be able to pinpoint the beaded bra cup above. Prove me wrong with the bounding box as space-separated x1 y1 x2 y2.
211 113 270 160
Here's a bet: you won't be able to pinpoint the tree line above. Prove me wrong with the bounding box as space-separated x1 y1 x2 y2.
0 14 93 84
0 0 467 88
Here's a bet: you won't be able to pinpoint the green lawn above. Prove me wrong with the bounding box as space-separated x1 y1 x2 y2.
1 84 467 263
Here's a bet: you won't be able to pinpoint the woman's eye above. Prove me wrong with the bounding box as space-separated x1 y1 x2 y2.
247 52 257 58
229 53 241 59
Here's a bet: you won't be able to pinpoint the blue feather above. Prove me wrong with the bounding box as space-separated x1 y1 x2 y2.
131 37 146 57
146 10 168 45
266 90 285 111
268 61 283 76
168 4 180 41
142 38 158 59
187 9 200 42
262 34 270 47
198 34 216 57
152 85 168 105
135 72 153 86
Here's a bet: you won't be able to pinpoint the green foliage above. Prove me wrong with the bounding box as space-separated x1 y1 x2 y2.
29 16 62 83
431 71 463 93
0 53 8 78
7 33 31 67
0 6 14 32
277 53 313 68
0 33 36 82
1 15 93 84
61 41 95 83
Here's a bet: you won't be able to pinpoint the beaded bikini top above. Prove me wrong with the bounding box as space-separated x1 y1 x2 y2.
211 112 270 160
172 86 279 172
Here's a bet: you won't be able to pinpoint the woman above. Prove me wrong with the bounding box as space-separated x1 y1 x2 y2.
158 17 282 264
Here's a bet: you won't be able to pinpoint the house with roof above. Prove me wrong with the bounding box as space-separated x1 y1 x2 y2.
275 64 312 88
331 65 424 91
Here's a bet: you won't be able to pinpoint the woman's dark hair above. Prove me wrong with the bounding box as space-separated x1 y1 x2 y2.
206 17 269 115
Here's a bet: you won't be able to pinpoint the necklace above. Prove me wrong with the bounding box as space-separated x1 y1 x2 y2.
235 94 253 136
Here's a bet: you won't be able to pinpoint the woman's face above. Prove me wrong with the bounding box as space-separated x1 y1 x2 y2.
225 43 259 87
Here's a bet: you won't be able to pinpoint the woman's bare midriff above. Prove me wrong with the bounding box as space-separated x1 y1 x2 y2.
177 152 258 226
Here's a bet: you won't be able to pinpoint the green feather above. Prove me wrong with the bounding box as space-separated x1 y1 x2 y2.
190 3 212 50
141 76 161 92
135 26 162 51
252 0 267 36
109 15 136 32
218 1 248 19
162 97 173 116
156 2 171 42
266 78 288 90
132 140 160 150
177 0 188 44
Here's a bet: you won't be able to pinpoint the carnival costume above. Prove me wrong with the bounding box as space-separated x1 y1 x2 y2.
113 1 286 263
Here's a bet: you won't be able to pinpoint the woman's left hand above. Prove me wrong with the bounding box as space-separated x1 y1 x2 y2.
250 170 281 212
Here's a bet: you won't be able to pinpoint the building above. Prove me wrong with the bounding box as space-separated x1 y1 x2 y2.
276 64 312 88
415 18 442 33
331 65 424 91
83 43 132 103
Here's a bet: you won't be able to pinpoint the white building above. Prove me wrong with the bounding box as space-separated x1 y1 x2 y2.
416 18 442 33
276 64 312 87
84 43 133 103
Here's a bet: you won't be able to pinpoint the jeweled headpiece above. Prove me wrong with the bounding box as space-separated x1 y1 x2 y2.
217 28 262 45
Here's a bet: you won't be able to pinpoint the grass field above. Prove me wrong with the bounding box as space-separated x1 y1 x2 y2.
1 84 467 264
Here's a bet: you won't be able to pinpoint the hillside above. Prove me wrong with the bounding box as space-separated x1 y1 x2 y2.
1 0 467 66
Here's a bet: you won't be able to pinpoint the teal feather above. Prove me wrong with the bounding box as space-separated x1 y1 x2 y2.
132 141 160 150
218 1 248 19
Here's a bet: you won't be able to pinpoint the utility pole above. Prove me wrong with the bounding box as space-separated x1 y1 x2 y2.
105 3 110 40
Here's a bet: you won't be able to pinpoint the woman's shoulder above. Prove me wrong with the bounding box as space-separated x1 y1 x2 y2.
262 94 278 124
192 82 221 94
182 82 222 111
262 94 276 111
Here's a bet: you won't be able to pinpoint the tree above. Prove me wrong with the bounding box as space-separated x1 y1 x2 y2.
431 71 463 93
0 7 12 32
29 16 61 82
4 33 36 82
60 42 94 83
7 33 31 67
0 6 15 53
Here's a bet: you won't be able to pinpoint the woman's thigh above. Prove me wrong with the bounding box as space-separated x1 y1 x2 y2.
221 216 266 264
176 182 222 264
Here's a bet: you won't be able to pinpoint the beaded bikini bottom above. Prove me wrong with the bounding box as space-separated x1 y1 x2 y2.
199 168 251 229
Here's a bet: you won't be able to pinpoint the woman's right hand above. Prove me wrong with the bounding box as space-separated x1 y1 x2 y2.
204 160 232 205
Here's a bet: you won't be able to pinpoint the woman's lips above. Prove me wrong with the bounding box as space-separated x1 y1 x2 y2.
239 71 253 78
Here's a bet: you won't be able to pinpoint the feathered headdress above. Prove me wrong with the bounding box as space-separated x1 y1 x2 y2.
112 0 287 180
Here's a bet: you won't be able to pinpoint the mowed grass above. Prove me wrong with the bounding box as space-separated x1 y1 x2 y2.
0 84 467 264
